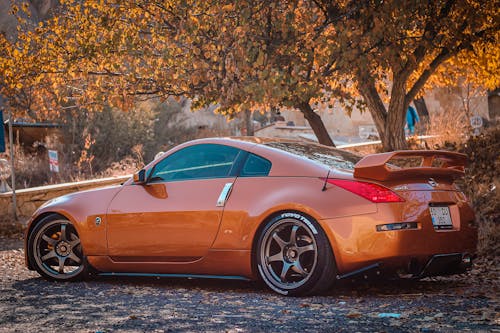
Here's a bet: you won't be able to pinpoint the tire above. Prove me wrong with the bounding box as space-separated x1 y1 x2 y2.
28 214 89 281
256 212 337 296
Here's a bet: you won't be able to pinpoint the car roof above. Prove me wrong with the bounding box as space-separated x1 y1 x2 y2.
173 137 352 178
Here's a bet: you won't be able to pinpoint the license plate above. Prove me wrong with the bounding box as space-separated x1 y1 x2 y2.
429 206 453 229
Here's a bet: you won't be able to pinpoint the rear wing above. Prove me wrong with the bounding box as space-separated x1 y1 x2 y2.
353 150 467 181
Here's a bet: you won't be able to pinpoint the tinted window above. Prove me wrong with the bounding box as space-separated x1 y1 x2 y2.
265 142 361 171
149 144 240 182
240 153 272 177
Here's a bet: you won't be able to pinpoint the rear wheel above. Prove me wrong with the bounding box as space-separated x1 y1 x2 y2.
28 214 88 281
256 212 336 296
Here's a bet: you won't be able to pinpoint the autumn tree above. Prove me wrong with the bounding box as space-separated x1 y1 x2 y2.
170 0 356 146
146 0 499 150
425 38 500 121
309 0 499 150
1 1 178 119
129 0 499 150
2 1 354 146
0 24 43 120
3 0 498 151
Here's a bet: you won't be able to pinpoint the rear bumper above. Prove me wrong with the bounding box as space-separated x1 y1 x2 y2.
336 252 474 280
320 198 477 277
417 252 473 277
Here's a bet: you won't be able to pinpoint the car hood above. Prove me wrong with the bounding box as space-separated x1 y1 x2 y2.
35 184 123 218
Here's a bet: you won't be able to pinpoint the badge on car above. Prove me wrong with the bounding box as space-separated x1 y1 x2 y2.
428 178 438 187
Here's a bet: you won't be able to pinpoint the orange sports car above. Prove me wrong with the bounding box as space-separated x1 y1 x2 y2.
25 137 477 296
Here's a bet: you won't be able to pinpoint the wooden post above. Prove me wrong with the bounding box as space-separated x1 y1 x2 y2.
8 108 17 221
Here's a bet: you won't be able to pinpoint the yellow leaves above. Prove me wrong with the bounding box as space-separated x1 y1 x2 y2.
10 5 19 15
423 34 500 93
11 48 21 59
233 27 245 39
191 73 201 85
190 15 199 25
222 4 234 12
255 50 266 67
0 0 492 131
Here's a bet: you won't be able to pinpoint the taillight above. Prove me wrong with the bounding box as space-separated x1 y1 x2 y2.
326 179 404 203
453 182 469 202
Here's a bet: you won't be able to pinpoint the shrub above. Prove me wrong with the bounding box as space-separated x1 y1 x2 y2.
2 98 200 188
461 128 499 256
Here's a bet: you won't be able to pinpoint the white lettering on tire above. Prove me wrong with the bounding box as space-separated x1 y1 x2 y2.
257 264 288 295
280 213 318 234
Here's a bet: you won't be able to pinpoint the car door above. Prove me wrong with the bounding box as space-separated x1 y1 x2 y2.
106 143 242 262
211 152 274 250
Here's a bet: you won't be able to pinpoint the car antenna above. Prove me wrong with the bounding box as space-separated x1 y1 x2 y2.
322 170 330 191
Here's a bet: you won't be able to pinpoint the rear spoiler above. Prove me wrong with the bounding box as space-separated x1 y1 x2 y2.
353 150 467 181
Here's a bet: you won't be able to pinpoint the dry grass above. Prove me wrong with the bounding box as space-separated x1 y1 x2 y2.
0 216 25 238
478 221 500 257
424 109 471 148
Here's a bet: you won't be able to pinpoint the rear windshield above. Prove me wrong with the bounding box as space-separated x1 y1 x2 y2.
265 142 362 171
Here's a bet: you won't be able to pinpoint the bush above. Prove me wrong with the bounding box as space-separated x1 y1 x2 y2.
435 126 499 257
461 128 500 256
2 98 200 188
61 98 197 175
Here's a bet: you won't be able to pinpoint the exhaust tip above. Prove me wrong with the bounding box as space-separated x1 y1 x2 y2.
408 258 421 276
460 254 473 270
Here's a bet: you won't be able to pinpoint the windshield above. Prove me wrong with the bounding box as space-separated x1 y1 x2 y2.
265 142 362 171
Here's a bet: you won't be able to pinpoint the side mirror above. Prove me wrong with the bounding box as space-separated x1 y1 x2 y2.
133 169 146 184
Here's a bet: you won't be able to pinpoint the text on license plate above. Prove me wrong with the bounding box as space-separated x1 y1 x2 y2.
429 206 453 229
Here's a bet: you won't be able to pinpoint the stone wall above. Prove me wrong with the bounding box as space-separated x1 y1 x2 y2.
0 175 130 219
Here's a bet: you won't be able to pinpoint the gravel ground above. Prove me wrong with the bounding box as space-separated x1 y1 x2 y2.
0 237 498 333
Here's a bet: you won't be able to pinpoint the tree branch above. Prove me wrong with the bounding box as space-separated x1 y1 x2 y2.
404 0 457 73
359 78 387 117
405 47 452 106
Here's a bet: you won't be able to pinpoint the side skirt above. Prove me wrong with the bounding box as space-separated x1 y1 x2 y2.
98 272 250 281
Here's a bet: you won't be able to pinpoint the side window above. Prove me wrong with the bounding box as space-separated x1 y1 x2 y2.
240 153 272 177
149 144 240 182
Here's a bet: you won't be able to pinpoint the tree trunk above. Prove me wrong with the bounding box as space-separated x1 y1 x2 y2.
244 109 254 136
357 75 409 151
297 102 335 147
414 96 430 133
382 117 408 151
384 77 409 151
357 79 388 148
414 97 429 117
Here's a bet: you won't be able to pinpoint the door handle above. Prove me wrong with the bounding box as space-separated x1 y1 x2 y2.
216 183 233 207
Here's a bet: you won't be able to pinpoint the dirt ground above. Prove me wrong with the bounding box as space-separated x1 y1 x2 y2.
0 236 499 333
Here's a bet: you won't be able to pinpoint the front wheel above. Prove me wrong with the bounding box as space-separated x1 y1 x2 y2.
28 214 88 281
256 212 336 296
